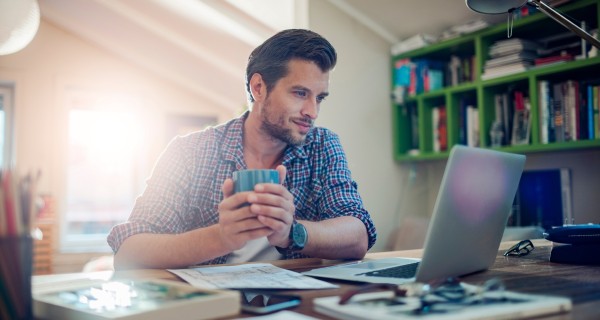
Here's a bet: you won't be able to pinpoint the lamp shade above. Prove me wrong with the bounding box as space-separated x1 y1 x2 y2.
465 0 528 14
0 0 40 55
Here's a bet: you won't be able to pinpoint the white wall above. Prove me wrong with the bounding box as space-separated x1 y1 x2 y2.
308 0 407 251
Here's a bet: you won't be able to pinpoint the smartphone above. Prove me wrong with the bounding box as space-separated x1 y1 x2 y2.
239 290 301 314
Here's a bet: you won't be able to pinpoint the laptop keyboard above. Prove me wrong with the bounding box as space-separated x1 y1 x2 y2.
358 262 419 278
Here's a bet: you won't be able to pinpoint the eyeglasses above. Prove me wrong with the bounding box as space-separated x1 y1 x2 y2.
503 239 535 257
339 277 518 315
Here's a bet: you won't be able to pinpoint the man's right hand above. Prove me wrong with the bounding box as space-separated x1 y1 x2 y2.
217 178 273 251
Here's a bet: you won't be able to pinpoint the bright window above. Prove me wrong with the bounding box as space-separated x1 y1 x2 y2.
63 92 146 252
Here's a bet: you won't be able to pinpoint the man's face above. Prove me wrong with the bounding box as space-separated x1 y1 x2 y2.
259 59 330 146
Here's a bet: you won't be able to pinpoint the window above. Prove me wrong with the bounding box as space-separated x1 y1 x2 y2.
62 91 146 252
0 85 15 169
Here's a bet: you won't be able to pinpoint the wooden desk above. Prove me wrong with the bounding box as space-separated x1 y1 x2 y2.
33 240 600 319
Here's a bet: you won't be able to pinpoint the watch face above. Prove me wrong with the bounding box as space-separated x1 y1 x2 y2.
291 222 307 249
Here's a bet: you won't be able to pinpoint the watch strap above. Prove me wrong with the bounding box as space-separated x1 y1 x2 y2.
275 220 305 254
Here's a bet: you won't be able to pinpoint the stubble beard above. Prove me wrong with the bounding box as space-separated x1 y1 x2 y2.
260 99 309 147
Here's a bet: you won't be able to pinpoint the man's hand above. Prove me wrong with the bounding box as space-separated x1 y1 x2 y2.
217 178 274 251
248 165 296 248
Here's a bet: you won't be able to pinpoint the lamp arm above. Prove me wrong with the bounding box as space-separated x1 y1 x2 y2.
529 0 600 49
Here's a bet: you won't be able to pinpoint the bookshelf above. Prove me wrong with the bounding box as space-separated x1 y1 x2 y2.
392 0 600 161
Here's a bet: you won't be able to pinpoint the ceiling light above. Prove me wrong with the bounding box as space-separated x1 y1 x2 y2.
0 0 41 55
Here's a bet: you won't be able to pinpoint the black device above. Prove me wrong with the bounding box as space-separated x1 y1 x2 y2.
543 224 600 245
544 224 600 265
240 290 301 314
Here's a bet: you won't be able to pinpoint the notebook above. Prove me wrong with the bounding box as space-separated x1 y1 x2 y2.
303 145 526 285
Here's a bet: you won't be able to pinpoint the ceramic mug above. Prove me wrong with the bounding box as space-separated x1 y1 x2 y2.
232 169 280 193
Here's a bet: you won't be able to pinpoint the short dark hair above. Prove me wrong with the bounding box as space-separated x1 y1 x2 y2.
245 29 337 103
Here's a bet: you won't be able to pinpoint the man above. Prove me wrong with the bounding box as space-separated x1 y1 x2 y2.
108 29 377 269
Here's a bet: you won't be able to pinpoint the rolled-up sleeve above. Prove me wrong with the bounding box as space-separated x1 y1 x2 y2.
318 132 377 250
107 136 193 252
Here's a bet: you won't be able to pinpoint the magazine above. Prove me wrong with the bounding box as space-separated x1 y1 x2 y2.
313 282 571 320
33 278 240 320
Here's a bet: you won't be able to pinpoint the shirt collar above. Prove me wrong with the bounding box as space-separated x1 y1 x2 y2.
222 110 313 168
222 112 246 169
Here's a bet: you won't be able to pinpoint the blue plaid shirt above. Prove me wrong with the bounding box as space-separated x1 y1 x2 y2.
108 112 377 264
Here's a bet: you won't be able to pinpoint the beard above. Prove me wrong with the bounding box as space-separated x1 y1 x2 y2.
260 98 312 146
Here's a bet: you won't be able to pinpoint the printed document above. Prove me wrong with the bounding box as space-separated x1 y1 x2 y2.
169 263 337 289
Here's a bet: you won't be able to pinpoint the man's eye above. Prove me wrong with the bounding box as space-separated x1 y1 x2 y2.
317 96 327 103
295 91 307 98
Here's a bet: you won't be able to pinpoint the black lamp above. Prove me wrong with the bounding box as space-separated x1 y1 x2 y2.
466 0 600 49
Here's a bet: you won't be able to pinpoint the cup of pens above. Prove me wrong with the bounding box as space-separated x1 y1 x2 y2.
0 235 33 320
0 170 40 320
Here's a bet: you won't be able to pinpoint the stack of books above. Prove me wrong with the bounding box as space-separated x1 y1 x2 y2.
482 39 540 80
391 33 438 56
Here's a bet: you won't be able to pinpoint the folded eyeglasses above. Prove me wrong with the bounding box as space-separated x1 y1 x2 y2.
503 239 535 257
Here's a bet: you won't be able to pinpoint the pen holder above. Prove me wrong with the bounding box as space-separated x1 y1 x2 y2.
0 235 33 320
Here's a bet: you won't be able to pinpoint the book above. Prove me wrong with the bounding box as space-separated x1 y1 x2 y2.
467 106 479 147
33 278 240 320
538 80 551 143
511 169 572 229
485 51 538 68
313 282 571 320
431 106 447 152
481 63 530 80
534 53 573 66
488 38 540 57
511 93 531 146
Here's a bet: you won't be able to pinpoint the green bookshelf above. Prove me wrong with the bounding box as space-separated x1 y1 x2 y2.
391 0 600 161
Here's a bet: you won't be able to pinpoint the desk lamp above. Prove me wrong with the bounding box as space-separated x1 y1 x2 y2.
466 0 600 49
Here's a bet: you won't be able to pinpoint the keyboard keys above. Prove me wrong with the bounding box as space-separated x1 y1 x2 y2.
359 262 419 278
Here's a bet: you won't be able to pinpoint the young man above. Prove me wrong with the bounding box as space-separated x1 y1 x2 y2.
108 29 377 269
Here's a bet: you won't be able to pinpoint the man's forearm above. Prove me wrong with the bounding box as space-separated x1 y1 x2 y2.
113 225 229 270
299 216 369 260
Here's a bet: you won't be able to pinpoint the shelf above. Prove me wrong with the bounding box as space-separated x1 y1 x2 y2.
391 0 600 161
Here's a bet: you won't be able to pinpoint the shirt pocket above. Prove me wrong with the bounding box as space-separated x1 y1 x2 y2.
291 179 323 220
187 181 221 229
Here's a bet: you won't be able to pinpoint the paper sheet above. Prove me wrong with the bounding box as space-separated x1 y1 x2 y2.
168 263 337 289
236 310 319 320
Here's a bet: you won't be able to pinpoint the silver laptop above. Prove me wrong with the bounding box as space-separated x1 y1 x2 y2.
303 145 526 285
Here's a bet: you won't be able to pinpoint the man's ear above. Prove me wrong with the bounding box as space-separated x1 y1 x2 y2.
249 73 266 102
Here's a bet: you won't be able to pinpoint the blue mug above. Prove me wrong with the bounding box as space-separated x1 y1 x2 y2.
233 169 280 193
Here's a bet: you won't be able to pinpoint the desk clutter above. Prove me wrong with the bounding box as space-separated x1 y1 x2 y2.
313 278 572 320
32 238 599 319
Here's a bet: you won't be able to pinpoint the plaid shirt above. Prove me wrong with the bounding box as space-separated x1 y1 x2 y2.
107 112 377 264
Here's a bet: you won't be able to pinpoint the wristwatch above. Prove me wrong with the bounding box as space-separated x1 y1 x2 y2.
276 220 307 253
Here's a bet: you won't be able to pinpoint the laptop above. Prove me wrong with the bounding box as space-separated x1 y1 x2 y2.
303 145 526 285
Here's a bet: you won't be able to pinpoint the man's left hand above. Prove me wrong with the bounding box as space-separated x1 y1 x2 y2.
247 165 295 248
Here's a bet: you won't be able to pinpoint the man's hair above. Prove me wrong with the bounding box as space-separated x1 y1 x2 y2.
245 29 337 103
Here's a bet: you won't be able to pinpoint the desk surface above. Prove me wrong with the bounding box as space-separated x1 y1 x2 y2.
34 240 600 319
